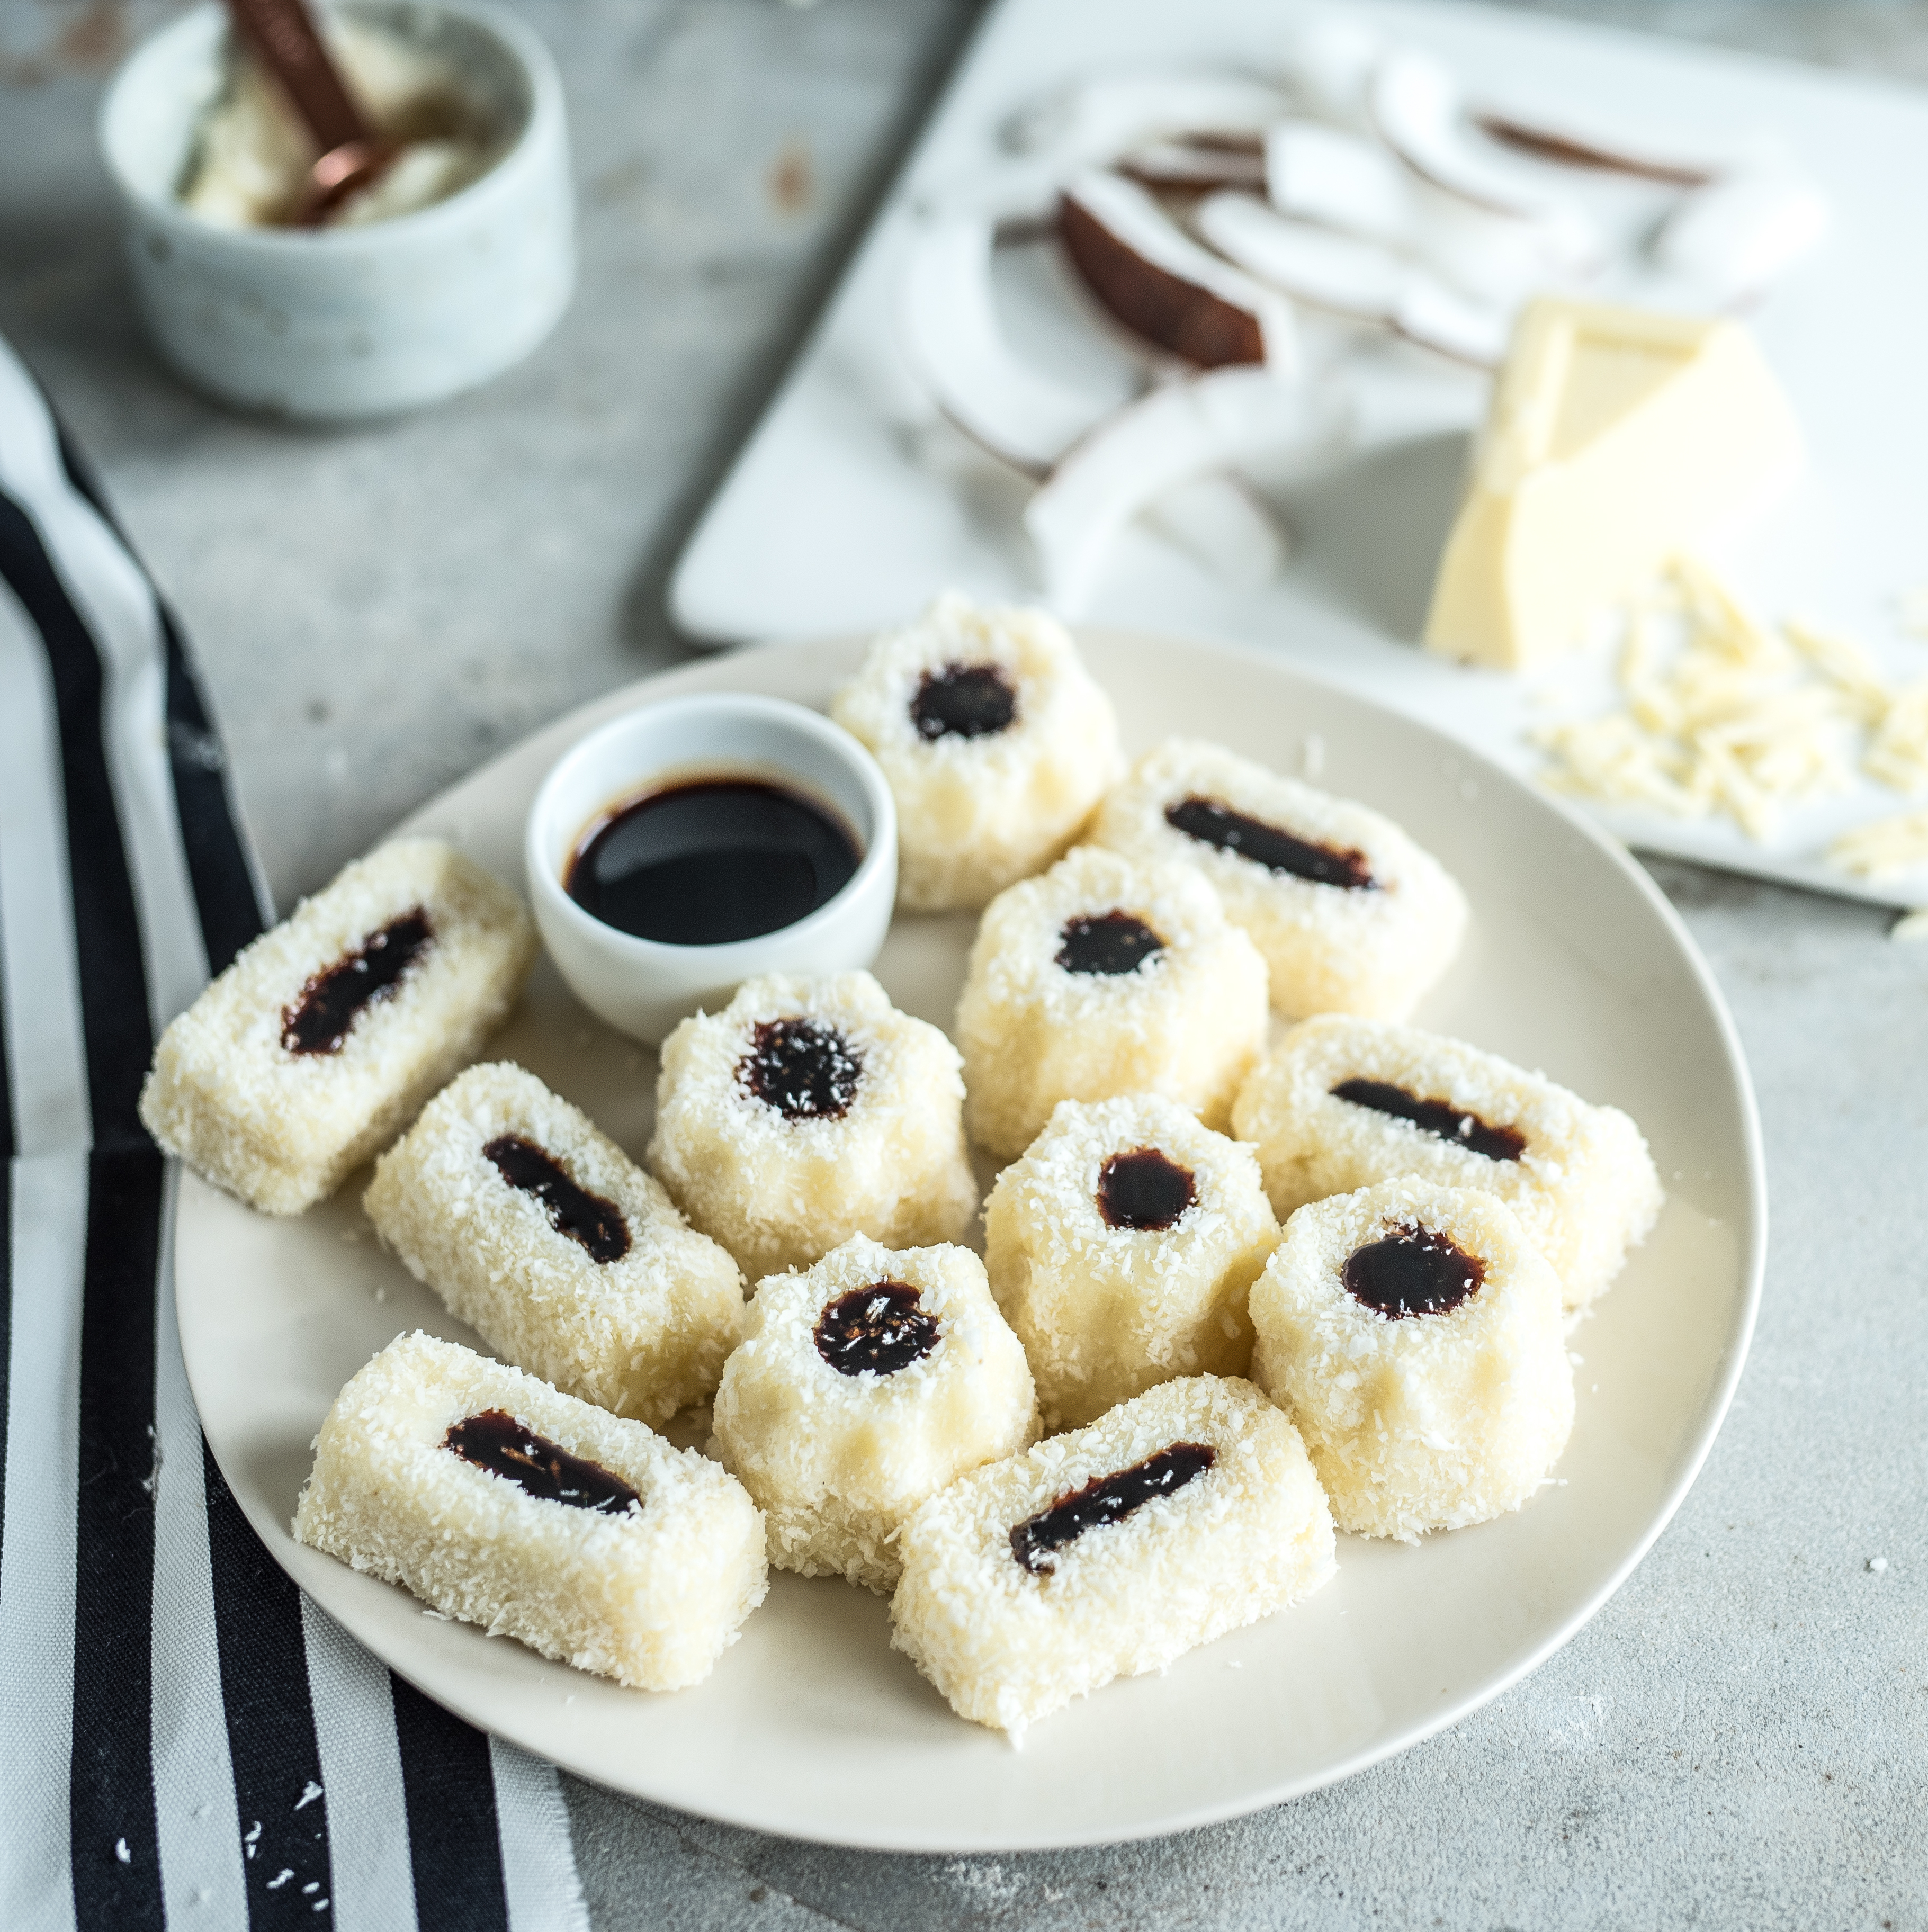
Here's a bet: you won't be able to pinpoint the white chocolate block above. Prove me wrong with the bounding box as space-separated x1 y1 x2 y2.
984 1095 1280 1430
1090 738 1467 1019
364 1063 745 1426
829 592 1123 911
890 1376 1335 1737
293 1332 767 1690
712 1236 1037 1592
1231 1014 1663 1311
1424 298 1804 669
140 839 535 1215
955 845 1269 1161
1249 1180 1573 1541
648 972 977 1281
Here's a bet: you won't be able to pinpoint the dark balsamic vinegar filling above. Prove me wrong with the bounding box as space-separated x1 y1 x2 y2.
1097 1148 1198 1231
483 1135 631 1264
1165 794 1377 892
281 909 435 1055
443 1409 641 1515
566 778 860 947
911 662 1018 741
1331 1077 1526 1163
737 1018 864 1120
1010 1442 1217 1575
1055 911 1165 976
813 1281 941 1376
1341 1223 1486 1319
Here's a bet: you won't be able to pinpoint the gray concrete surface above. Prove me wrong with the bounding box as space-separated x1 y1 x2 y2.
4 3 1925 1927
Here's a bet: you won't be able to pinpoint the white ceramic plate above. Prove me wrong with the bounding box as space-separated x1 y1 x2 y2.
176 632 1765 1852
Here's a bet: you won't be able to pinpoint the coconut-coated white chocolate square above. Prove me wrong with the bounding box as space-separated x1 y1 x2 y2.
1249 1180 1573 1542
955 845 1269 1161
648 971 978 1281
139 839 536 1215
364 1062 745 1426
292 1332 767 1690
712 1236 1037 1592
829 592 1123 911
984 1094 1280 1430
1232 1014 1663 1311
889 1375 1334 1737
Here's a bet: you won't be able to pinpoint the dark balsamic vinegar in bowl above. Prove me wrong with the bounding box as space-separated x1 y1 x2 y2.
565 775 862 948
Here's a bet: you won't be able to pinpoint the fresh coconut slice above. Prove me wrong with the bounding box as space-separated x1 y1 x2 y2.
1472 95 1729 185
1265 122 1415 247
1393 277 1511 367
1005 73 1289 164
1369 49 1600 274
1277 17 1388 129
898 213 1125 475
1142 472 1291 589
1195 193 1508 367
1026 367 1339 612
1654 166 1829 304
1195 192 1404 322
1060 170 1299 371
1120 137 1268 195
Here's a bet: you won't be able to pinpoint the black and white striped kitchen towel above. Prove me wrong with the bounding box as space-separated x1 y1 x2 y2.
0 334 590 1932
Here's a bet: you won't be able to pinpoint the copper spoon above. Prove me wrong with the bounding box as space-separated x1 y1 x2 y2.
222 0 396 223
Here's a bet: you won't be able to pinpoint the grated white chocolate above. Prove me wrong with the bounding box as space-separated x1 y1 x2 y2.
889 1375 1335 1737
712 1236 1037 1593
983 1095 1280 1430
1249 1180 1573 1542
955 846 1269 1161
139 839 535 1215
829 592 1124 911
1231 1014 1663 1312
292 1332 767 1690
1089 738 1467 1019
648 972 978 1281
364 1063 745 1426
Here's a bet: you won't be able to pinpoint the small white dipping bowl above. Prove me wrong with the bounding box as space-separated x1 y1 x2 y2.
526 696 899 1047
98 1 573 420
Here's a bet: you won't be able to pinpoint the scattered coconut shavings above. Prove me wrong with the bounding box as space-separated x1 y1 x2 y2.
1830 808 1928 882
1887 908 1928 943
1537 558 1928 878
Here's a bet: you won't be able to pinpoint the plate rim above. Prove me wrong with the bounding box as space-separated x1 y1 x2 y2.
180 625 1768 1850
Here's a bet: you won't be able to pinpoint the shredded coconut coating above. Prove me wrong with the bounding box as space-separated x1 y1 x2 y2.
889 1376 1335 1737
363 1063 745 1426
1249 1181 1573 1542
1089 738 1468 1019
712 1236 1038 1593
139 839 536 1215
648 972 978 1281
829 592 1124 911
292 1332 767 1690
984 1095 1280 1430
1231 1015 1664 1312
955 846 1269 1160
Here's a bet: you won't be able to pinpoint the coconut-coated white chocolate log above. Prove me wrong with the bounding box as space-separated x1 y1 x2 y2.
293 1332 767 1690
139 839 535 1215
890 1376 1334 1737
364 1063 745 1425
1090 738 1467 1019
713 1236 1037 1593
